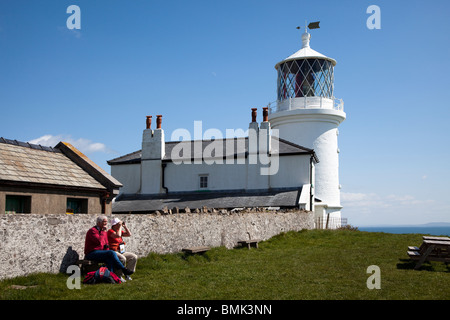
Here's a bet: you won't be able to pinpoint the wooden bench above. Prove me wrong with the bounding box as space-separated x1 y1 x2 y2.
408 237 450 252
77 259 103 273
238 239 259 249
182 246 210 255
407 239 450 270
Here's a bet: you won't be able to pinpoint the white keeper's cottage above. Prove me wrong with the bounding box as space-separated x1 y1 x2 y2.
108 25 345 228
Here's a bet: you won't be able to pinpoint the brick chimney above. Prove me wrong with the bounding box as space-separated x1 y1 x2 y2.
248 108 259 164
142 115 165 160
141 114 165 194
259 107 271 153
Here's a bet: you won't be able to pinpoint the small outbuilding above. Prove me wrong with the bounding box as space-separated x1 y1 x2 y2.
0 137 122 214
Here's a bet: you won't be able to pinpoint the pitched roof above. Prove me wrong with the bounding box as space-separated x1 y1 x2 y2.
0 137 122 191
107 137 318 165
56 141 122 191
112 188 302 213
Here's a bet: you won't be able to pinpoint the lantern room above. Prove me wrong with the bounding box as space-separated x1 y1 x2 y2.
274 28 342 112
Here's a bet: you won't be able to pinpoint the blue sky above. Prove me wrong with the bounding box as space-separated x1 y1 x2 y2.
1 0 449 226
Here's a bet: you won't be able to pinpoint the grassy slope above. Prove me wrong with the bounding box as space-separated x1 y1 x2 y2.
1 230 449 300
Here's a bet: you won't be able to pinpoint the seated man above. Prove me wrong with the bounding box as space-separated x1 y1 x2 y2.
84 215 133 276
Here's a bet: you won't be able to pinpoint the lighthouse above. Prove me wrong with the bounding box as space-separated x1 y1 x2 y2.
268 23 346 227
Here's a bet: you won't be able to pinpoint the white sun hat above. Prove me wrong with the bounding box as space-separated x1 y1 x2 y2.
111 217 122 226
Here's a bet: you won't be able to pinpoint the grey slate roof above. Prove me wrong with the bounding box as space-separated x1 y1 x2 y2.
108 137 318 165
112 188 301 213
55 141 122 191
0 137 121 191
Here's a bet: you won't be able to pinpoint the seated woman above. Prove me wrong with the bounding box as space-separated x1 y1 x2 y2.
107 218 138 281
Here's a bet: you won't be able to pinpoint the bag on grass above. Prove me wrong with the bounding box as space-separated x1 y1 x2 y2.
83 267 121 284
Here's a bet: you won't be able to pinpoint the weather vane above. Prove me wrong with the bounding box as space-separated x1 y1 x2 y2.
296 20 320 33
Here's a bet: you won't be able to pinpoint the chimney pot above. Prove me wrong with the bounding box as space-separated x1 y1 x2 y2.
251 108 257 122
156 115 162 129
262 107 268 122
146 116 152 129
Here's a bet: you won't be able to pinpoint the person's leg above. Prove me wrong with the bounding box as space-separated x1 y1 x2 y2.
85 250 107 264
103 250 127 273
115 252 126 277
85 250 129 274
123 252 137 272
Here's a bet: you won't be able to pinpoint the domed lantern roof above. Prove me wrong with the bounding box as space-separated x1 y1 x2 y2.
275 26 336 69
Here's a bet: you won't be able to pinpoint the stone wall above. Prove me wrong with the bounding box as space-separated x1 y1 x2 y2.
0 210 313 280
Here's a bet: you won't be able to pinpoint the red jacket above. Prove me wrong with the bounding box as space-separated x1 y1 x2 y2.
84 226 109 254
107 229 124 252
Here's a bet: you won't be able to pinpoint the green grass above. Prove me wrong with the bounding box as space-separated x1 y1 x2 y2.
1 229 449 300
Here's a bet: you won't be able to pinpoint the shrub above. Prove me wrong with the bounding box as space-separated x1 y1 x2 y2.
337 224 359 231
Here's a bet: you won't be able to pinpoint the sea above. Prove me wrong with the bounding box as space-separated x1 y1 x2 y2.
358 225 450 237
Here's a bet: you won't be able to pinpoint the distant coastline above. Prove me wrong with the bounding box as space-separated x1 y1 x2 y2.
358 222 450 236
358 222 450 228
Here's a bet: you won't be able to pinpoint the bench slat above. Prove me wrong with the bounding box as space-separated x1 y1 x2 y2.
238 239 259 249
423 240 450 246
408 251 421 260
423 236 450 241
76 259 103 273
238 240 259 244
182 246 210 254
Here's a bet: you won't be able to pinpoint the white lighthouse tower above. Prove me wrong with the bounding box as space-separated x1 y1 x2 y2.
268 23 346 228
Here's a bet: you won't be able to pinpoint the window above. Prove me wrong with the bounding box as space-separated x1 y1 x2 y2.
66 198 88 214
277 58 334 100
199 175 208 189
5 195 31 214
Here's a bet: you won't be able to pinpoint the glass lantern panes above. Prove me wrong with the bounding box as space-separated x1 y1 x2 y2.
277 58 334 100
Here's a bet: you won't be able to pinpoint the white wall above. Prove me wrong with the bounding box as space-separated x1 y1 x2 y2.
269 155 311 189
164 154 311 193
111 153 312 195
269 108 345 207
111 163 140 194
164 160 248 192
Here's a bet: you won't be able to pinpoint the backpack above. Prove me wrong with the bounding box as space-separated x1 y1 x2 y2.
83 267 122 284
